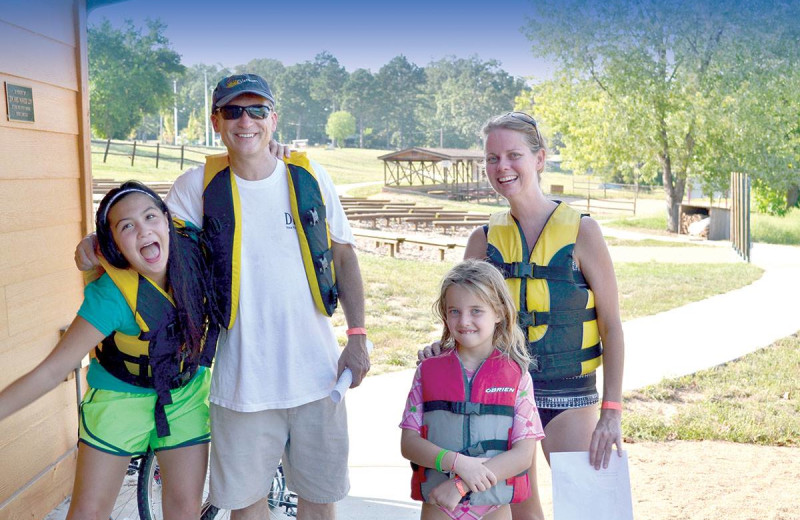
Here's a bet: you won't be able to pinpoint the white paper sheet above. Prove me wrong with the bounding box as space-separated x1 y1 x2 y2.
551 451 634 520
330 339 374 402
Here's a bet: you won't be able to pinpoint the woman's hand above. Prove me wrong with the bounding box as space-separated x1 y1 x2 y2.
416 340 443 365
589 408 623 469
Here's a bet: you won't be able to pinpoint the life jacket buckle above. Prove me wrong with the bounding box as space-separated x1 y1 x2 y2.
307 207 320 226
316 255 330 272
505 262 533 278
518 310 536 328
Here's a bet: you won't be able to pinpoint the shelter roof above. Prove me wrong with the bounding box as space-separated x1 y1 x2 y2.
378 147 484 162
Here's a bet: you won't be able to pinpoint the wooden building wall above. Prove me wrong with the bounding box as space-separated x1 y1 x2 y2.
0 0 93 517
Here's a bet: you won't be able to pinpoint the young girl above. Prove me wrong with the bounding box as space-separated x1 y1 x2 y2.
0 181 217 520
401 259 545 520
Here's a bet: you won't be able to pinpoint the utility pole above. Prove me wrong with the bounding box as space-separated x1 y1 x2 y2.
173 79 178 145
204 71 209 147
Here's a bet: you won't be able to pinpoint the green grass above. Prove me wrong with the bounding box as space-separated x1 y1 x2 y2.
751 207 800 245
623 332 800 446
335 251 764 374
603 237 702 247
90 140 392 186
328 253 452 375
615 262 763 320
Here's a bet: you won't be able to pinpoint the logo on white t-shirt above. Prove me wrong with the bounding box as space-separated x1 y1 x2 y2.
284 212 296 230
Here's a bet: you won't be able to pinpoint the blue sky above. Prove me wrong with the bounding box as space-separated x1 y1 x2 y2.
88 0 553 82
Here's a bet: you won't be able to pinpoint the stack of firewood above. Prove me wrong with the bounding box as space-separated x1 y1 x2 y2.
681 212 709 237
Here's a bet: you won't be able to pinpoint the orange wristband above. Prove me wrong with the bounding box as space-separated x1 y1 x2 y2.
601 400 622 410
346 327 367 336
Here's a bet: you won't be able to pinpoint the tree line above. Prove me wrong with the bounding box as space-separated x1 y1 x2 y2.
87 3 800 225
87 19 526 151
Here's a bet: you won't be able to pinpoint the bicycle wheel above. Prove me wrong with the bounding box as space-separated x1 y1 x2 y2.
109 458 144 519
137 449 163 520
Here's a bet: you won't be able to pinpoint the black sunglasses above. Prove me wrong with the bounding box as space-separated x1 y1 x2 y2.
507 111 538 128
216 104 272 120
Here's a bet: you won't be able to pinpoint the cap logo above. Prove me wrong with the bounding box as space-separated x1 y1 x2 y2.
225 77 257 88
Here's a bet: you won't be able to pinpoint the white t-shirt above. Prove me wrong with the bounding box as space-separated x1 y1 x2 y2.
166 158 355 411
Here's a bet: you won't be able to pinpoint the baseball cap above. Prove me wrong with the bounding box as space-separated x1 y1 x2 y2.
212 74 275 108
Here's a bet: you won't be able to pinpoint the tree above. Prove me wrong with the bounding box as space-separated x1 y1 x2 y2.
326 111 356 147
520 0 800 229
342 68 380 148
423 56 527 148
276 62 327 144
375 56 426 148
310 51 348 114
88 19 184 139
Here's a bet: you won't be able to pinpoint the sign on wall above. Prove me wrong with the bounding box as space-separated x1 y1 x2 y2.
5 82 35 122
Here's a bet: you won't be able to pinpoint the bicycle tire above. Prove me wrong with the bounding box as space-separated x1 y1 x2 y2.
109 458 143 519
137 449 163 520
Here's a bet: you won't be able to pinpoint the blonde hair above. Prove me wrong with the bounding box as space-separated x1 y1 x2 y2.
481 111 547 176
433 259 530 371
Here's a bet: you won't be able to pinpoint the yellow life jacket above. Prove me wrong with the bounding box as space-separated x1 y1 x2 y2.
93 222 215 437
486 203 602 381
202 151 338 329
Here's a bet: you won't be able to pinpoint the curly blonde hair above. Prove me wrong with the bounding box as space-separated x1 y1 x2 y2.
433 259 530 371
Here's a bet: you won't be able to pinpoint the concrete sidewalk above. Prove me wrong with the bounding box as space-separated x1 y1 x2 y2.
47 237 800 519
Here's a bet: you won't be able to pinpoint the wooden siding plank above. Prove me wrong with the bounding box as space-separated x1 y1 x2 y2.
5 270 82 339
1 0 77 46
0 288 7 341
0 452 75 520
0 384 77 500
0 128 80 179
0 328 65 389
0 180 81 234
0 224 84 288
0 75 80 135
0 21 78 91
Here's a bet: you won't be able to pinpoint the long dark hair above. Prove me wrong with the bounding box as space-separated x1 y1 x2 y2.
96 180 209 361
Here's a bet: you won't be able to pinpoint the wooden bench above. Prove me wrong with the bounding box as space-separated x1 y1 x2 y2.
352 229 405 257
402 237 461 261
432 220 488 233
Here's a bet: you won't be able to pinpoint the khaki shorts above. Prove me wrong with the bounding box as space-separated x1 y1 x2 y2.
79 369 211 456
208 397 350 510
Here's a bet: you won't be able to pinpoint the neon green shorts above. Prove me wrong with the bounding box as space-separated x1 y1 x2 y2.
79 369 211 457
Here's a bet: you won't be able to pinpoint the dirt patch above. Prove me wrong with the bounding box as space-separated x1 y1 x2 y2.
535 440 800 520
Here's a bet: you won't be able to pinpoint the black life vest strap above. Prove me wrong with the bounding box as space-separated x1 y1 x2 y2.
423 400 515 417
496 261 576 283
517 307 597 328
529 343 603 374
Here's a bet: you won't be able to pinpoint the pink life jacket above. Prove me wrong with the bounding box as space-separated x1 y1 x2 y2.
411 348 531 505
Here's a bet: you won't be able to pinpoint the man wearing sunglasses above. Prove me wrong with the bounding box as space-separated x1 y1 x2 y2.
160 74 367 519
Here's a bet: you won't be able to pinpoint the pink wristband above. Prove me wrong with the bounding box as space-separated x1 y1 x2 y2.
346 327 367 336
601 400 622 410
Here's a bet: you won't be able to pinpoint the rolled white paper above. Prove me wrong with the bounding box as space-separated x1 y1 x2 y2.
331 339 373 402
